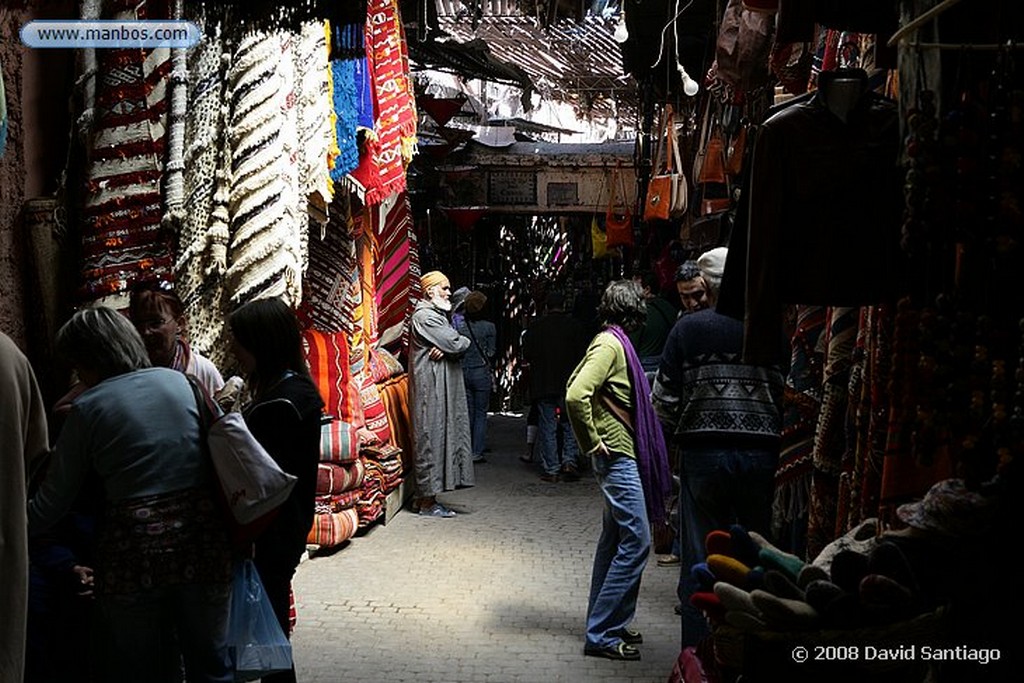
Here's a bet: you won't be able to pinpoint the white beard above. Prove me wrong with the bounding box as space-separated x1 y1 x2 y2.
431 293 452 312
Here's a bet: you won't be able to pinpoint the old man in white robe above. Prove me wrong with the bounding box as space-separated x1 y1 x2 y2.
408 271 474 517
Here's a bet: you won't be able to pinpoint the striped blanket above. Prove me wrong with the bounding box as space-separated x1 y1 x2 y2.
79 1 172 304
373 192 420 352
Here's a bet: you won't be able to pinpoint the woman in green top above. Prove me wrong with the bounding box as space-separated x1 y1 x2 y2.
565 279 656 661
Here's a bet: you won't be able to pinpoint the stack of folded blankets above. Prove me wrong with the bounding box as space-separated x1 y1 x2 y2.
689 519 934 634
307 419 363 549
355 443 404 528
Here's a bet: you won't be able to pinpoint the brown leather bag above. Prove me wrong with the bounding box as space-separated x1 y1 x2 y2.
606 167 634 248
699 129 727 185
645 105 688 222
725 123 747 178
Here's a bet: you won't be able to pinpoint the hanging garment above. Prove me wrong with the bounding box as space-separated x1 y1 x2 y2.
78 2 173 305
743 71 903 365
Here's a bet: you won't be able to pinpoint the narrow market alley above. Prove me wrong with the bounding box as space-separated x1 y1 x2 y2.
290 413 681 683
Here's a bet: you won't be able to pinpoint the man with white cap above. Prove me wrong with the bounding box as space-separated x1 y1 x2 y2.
650 246 787 648
409 271 475 517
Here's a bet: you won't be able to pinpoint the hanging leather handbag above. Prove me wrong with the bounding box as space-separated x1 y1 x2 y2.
698 125 728 185
644 108 673 222
691 97 717 182
725 122 747 178
606 167 634 248
644 105 687 221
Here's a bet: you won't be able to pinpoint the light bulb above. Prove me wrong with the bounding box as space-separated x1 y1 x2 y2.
677 63 699 97
613 17 629 43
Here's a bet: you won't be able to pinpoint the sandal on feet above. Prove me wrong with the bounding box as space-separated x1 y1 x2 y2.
610 627 643 644
657 554 681 567
584 642 641 661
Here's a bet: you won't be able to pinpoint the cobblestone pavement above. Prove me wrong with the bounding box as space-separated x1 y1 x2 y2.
290 413 682 683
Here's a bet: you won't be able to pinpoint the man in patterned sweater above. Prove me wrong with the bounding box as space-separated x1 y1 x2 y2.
650 247 787 649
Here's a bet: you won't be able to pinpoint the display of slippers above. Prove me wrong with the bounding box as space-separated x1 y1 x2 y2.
584 642 641 661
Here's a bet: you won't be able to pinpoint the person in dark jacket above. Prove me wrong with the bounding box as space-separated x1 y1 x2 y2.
651 248 787 648
229 297 324 683
522 291 589 482
631 271 679 377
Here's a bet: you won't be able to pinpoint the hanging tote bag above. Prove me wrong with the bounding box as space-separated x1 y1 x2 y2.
605 166 634 248
645 104 688 222
228 559 294 682
693 98 733 215
644 105 688 221
668 111 688 216
591 214 608 258
725 121 748 178
189 377 298 528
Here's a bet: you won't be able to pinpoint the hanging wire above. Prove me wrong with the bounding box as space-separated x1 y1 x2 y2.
649 0 696 70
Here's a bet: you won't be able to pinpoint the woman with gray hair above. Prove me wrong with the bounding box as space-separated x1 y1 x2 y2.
28 307 232 683
564 280 672 661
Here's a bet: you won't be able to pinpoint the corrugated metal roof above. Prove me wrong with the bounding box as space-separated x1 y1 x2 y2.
413 4 636 125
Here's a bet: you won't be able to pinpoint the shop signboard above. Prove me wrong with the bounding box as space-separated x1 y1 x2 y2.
487 170 537 205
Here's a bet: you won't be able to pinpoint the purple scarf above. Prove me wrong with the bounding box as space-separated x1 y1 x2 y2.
606 325 672 524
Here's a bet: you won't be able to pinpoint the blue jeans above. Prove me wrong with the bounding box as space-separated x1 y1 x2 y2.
586 451 651 649
463 365 491 458
97 582 232 683
537 398 580 475
677 446 778 647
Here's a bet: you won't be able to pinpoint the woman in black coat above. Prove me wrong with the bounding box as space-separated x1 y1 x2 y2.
229 298 324 683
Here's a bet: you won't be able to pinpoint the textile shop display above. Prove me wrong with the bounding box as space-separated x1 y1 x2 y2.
359 374 392 445
377 374 413 473
316 460 366 494
307 458 364 548
299 197 359 335
223 30 305 309
355 443 403 527
366 346 403 384
328 2 367 183
175 15 334 367
373 192 421 349
358 0 417 204
307 429 366 549
319 419 360 463
78 0 173 305
303 328 360 424
175 19 230 366
307 508 360 547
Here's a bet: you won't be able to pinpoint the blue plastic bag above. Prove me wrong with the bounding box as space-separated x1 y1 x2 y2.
227 559 293 682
